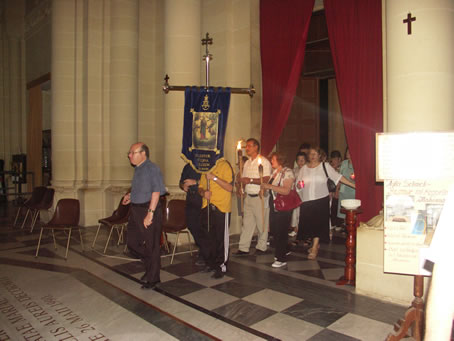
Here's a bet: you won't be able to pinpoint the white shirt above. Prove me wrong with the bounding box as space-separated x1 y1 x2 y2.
242 155 272 195
296 162 342 202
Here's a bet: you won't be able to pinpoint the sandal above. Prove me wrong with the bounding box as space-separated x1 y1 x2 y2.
307 244 320 260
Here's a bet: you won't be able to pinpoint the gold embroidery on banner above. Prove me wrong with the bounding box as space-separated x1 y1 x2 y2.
201 95 210 111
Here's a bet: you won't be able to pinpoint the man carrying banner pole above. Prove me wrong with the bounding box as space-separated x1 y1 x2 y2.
198 161 233 278
181 86 232 278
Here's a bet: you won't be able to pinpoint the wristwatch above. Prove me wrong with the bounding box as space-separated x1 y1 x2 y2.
148 209 155 213
213 176 218 182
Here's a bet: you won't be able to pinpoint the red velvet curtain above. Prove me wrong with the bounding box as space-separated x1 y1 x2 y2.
324 0 383 220
260 0 315 156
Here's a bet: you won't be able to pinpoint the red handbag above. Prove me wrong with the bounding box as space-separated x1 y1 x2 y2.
273 170 302 211
274 189 302 211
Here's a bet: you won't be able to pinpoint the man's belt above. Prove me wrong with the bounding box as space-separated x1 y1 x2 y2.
131 202 150 207
247 194 259 197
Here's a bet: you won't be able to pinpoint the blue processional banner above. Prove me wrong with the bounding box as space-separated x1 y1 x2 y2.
181 87 231 173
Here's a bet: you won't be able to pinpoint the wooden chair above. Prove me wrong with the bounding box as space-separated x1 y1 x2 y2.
35 199 83 259
92 197 130 253
14 186 47 228
161 199 193 264
29 188 55 233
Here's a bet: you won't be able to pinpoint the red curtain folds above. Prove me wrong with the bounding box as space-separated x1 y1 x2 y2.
324 0 384 220
260 0 315 156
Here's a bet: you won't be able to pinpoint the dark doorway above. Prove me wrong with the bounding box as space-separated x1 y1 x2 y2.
277 10 346 166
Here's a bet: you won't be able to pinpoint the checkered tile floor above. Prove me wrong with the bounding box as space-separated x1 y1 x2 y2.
0 206 409 341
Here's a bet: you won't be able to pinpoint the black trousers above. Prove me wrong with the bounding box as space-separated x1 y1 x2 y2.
127 203 162 283
186 206 203 250
330 197 343 227
269 206 292 262
198 205 229 271
185 191 203 251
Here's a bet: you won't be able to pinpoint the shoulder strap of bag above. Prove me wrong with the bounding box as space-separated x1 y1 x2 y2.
322 162 329 179
278 168 296 190
274 170 282 186
278 168 288 186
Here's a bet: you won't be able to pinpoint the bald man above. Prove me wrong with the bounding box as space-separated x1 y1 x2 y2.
123 142 166 289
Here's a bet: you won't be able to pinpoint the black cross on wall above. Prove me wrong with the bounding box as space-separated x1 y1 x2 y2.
403 13 416 35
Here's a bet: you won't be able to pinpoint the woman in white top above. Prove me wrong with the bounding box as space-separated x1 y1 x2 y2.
296 147 355 259
261 152 295 268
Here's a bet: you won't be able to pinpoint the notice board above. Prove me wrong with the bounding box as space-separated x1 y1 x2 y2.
376 132 454 275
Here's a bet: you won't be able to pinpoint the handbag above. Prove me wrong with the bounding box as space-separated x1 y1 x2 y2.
322 162 337 193
273 170 302 211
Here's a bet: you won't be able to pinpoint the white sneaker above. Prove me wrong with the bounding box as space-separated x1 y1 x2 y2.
272 261 287 268
288 231 297 237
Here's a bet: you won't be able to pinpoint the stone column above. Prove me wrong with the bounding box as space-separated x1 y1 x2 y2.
110 0 139 181
0 1 27 163
199 0 258 234
51 0 77 186
385 0 454 132
164 0 201 190
0 1 25 170
0 39 23 168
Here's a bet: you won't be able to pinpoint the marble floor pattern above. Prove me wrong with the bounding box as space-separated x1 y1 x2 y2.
0 203 409 341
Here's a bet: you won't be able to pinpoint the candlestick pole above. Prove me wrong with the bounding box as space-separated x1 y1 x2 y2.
237 141 244 214
258 158 265 231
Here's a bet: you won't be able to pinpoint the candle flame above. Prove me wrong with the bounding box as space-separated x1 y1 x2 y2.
237 141 242 150
258 157 262 165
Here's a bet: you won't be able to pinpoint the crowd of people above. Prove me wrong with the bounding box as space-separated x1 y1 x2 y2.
122 139 356 289
104 141 454 340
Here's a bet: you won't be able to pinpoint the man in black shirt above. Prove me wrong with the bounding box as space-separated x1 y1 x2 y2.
123 142 166 289
179 164 205 265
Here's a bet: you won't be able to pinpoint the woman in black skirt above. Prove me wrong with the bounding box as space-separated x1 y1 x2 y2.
295 147 355 259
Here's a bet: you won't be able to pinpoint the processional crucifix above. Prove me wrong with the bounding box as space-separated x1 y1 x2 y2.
163 32 255 94
163 32 255 226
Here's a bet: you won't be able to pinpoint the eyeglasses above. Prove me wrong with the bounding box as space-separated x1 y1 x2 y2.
127 150 143 156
